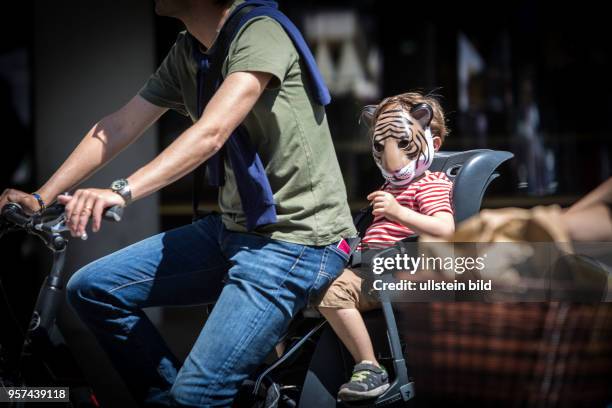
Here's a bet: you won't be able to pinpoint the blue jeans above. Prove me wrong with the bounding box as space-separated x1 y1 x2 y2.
66 214 348 407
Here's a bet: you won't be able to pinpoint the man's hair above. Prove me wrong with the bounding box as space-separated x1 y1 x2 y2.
214 0 234 6
373 91 449 143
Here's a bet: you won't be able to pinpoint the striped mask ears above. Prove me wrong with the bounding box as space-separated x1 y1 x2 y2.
359 105 377 130
410 103 434 130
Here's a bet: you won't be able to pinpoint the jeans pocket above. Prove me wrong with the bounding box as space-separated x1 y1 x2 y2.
307 244 349 306
328 241 351 265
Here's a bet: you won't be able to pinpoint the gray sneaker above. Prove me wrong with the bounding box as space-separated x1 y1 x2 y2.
337 361 390 401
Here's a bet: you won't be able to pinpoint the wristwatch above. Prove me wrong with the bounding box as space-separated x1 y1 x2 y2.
110 178 132 206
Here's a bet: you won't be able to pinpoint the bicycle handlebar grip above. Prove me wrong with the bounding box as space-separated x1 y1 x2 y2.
103 205 124 222
1 203 30 227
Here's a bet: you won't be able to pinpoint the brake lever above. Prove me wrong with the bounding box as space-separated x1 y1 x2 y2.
34 214 89 240
32 204 124 241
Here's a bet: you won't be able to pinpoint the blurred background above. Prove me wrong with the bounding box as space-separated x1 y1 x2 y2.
154 0 612 227
1 1 611 406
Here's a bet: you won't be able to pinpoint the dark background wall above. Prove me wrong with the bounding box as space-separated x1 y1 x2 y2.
3 1 160 406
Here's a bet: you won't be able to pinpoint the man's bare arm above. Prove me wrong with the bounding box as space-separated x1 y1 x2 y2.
61 71 272 236
127 71 271 200
0 95 166 213
38 96 167 204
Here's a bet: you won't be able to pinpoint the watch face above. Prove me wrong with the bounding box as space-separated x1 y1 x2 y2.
111 179 127 191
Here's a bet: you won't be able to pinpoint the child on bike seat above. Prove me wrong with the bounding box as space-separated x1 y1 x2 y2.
317 92 455 401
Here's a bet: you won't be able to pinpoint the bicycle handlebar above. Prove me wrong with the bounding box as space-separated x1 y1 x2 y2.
0 202 124 241
102 205 124 222
1 203 31 228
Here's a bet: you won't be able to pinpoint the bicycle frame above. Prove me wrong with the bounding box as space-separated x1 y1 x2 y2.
0 202 121 407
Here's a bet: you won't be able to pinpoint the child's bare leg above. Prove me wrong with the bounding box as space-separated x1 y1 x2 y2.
318 307 379 366
318 268 390 400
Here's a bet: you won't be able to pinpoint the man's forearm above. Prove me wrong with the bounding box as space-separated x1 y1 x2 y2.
36 96 166 205
125 71 272 202
126 121 224 201
40 73 267 237
37 118 129 204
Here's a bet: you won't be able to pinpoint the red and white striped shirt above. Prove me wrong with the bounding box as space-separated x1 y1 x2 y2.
361 171 454 246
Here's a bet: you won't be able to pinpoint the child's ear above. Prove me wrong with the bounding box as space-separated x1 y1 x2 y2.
432 136 442 151
359 105 377 129
410 103 433 129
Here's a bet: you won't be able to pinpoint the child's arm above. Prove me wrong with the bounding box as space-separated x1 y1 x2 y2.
368 190 455 238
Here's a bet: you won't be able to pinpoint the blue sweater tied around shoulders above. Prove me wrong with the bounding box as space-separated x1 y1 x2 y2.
192 0 331 231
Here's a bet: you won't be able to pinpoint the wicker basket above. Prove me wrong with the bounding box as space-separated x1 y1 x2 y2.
394 301 612 407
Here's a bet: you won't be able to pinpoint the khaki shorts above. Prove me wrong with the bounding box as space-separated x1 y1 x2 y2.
318 268 380 312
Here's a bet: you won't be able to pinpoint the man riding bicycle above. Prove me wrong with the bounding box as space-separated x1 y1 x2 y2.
0 0 356 406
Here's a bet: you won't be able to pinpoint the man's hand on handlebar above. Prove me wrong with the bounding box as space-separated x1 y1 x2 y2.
58 188 125 237
0 188 43 214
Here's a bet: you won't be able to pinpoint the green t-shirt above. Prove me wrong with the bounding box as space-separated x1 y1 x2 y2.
139 10 356 245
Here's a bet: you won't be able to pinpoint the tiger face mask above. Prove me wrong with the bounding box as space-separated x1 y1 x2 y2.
361 103 435 187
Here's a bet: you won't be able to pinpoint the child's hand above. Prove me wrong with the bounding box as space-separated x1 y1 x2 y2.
367 191 403 221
